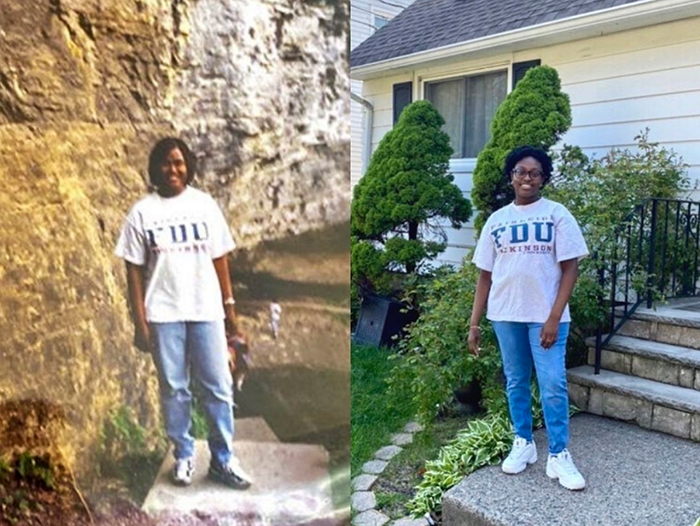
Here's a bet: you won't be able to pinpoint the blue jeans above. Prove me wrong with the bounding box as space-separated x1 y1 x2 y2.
492 321 570 454
150 320 234 466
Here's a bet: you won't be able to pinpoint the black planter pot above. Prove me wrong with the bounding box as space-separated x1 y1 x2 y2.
453 379 483 414
353 294 418 348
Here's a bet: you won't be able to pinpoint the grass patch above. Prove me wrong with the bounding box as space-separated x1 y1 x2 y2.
351 344 415 477
373 414 468 519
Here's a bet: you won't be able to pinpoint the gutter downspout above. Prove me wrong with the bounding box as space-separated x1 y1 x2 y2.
351 92 373 176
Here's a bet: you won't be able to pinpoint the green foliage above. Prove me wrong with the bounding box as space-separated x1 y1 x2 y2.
191 402 209 439
546 130 691 331
101 406 148 457
15 453 56 490
352 100 472 293
351 344 416 476
472 66 571 232
408 406 547 516
389 264 505 424
99 405 167 502
0 453 59 525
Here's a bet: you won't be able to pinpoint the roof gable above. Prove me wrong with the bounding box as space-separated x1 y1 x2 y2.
351 0 646 68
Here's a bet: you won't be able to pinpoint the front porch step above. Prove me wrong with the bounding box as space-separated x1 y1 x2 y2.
616 302 700 349
586 335 700 390
567 366 700 442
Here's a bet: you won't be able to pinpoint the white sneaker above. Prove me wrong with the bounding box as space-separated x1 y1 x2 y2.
546 449 586 490
502 436 537 474
173 457 194 486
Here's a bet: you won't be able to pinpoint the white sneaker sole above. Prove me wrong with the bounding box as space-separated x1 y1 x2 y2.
546 465 586 490
502 447 537 474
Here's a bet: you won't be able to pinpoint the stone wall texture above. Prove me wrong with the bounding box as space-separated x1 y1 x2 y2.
0 0 349 480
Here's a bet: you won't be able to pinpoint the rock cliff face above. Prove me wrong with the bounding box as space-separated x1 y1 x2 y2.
0 0 348 480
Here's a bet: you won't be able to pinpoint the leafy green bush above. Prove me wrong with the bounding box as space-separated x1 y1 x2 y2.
352 100 472 296
546 130 691 332
389 264 506 424
407 400 563 516
472 66 571 232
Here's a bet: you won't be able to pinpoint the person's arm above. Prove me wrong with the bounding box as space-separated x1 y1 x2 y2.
468 269 492 356
540 258 579 349
213 255 240 335
126 261 152 352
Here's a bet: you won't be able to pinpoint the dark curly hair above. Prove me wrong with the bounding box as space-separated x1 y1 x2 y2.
504 146 553 186
148 137 197 188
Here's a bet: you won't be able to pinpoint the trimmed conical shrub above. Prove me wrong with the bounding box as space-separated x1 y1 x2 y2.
471 66 571 232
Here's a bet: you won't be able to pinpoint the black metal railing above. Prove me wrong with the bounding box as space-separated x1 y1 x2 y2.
593 198 700 374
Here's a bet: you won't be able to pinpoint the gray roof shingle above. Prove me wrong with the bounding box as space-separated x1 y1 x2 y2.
351 0 646 68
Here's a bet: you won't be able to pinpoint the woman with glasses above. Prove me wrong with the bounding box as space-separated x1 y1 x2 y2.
468 145 589 490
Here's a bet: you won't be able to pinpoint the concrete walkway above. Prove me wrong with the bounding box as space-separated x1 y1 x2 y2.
443 413 700 526
142 418 339 526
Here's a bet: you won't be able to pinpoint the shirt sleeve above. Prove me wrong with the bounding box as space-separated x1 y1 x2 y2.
554 206 589 262
472 219 496 272
114 212 148 266
209 197 236 258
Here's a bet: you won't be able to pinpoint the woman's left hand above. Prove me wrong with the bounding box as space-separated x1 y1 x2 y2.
225 304 241 336
540 316 560 350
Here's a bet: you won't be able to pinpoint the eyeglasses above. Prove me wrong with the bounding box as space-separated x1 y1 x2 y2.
511 167 543 180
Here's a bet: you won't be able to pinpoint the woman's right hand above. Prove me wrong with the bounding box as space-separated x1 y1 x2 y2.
467 326 481 357
134 320 153 353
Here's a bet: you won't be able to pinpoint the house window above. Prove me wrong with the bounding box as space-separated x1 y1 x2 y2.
393 82 412 125
512 60 541 89
425 70 507 159
374 14 389 30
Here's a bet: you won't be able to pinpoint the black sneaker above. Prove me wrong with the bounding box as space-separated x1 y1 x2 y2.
208 457 253 489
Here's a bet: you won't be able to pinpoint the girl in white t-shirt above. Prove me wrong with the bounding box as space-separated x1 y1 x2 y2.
115 137 251 489
469 146 589 491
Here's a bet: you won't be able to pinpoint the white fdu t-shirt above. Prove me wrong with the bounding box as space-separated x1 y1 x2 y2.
472 198 589 323
115 187 235 323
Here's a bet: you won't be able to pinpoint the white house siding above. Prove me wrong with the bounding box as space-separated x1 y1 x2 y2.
358 16 700 266
351 0 415 189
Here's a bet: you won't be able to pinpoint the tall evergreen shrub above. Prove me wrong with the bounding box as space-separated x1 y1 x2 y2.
471 66 571 231
351 100 472 294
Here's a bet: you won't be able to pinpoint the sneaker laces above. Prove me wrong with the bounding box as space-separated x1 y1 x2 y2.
175 458 192 478
511 436 529 453
554 450 579 475
222 457 252 483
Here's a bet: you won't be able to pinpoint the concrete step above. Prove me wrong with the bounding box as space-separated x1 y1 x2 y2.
233 416 280 442
616 303 700 349
442 414 700 526
586 335 700 390
567 365 700 442
142 439 336 525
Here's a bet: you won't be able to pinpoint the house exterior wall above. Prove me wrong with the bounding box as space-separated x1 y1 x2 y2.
351 0 415 190
358 16 700 265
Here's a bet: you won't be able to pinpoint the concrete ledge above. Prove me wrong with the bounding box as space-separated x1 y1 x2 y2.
568 366 700 414
443 414 700 526
616 310 700 349
631 302 700 329
586 336 700 389
587 335 700 368
142 440 334 525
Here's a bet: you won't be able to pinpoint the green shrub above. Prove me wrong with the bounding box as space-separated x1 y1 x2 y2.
389 264 506 424
546 130 691 332
407 399 565 517
352 100 472 296
471 66 571 232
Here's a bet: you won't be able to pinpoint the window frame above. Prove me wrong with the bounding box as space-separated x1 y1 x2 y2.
420 64 510 162
370 7 393 32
